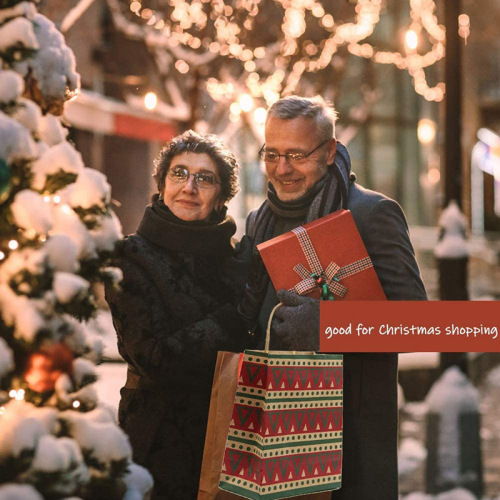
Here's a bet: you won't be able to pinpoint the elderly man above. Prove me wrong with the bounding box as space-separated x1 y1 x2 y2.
239 95 427 500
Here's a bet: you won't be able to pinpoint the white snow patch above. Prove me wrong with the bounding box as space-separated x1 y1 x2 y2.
14 14 79 102
0 337 14 380
123 462 154 500
72 357 97 387
31 434 76 472
0 484 43 500
436 488 477 500
0 247 47 282
31 141 84 191
90 212 123 252
398 437 427 477
85 309 120 361
94 362 126 413
11 189 53 234
68 168 111 209
435 201 468 259
0 1 37 24
0 410 47 459
38 113 67 145
62 411 132 464
12 97 42 133
402 494 433 500
0 70 24 103
485 365 500 388
0 111 38 162
0 17 38 52
53 271 89 304
44 234 79 273
0 285 46 342
50 204 96 259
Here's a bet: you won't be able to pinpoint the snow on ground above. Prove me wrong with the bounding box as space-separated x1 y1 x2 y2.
94 362 126 416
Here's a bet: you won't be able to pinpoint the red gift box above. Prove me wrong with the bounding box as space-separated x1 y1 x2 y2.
257 209 386 301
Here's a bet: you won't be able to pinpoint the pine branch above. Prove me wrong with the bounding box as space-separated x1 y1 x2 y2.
42 170 78 194
73 205 111 230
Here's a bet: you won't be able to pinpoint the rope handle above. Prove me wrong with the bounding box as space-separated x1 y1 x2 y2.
265 303 282 352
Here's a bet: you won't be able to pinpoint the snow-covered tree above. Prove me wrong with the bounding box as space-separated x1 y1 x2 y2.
0 2 152 498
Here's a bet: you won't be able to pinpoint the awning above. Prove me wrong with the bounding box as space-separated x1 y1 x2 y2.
64 90 178 142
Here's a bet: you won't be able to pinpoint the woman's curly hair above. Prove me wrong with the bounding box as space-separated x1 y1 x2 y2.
153 130 239 205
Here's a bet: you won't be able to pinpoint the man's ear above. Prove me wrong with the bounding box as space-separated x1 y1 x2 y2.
325 138 337 165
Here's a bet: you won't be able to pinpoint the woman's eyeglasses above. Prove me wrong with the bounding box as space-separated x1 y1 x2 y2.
167 166 220 189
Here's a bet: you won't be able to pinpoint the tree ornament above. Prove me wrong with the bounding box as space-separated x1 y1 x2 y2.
0 158 13 204
24 342 74 393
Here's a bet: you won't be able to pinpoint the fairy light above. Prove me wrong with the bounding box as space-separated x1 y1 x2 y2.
458 14 470 44
15 389 25 401
418 118 437 144
72 400 81 409
43 195 51 203
239 93 253 112
0 251 5 261
8 240 18 250
8 389 16 398
405 29 418 50
61 205 72 214
0 406 5 415
53 195 61 204
110 0 448 102
144 91 157 110
254 107 267 124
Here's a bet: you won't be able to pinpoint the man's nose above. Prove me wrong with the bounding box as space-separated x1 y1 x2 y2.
276 156 294 175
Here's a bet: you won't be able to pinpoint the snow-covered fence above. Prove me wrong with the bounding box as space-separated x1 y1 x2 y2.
424 367 483 498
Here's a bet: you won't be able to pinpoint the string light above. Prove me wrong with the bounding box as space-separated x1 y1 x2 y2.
53 195 61 204
107 0 450 102
239 94 253 113
8 240 18 250
0 251 5 261
72 400 81 409
8 390 16 398
0 406 5 415
405 29 419 51
144 91 158 110
16 389 25 401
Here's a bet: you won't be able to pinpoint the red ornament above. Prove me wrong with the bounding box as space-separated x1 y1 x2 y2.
24 342 74 393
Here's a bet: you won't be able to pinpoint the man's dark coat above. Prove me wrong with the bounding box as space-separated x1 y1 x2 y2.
246 144 427 500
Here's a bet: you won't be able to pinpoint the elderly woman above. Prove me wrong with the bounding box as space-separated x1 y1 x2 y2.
105 131 249 499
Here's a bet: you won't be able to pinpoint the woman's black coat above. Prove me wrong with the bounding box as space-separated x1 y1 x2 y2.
105 204 248 499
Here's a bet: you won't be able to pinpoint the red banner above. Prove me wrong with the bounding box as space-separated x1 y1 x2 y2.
320 301 500 352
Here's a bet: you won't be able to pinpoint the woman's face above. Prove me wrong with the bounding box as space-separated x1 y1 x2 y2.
162 152 222 221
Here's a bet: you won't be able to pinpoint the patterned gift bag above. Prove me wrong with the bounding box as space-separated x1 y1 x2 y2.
218 344 343 499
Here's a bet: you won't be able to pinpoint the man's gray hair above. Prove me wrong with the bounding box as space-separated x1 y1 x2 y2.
267 95 338 140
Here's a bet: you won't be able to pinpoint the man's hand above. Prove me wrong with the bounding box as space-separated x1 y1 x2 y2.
272 290 320 351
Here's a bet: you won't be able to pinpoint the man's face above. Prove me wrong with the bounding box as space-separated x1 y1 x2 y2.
264 116 337 202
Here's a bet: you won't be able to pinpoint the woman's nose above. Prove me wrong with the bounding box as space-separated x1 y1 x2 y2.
182 176 198 193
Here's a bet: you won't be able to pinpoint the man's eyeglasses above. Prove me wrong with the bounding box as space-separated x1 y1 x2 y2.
258 139 330 164
166 166 220 189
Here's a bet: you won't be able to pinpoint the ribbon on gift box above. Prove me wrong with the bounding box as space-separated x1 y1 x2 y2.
290 225 374 300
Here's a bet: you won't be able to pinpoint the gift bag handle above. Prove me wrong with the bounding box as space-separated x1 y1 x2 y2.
265 303 282 352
